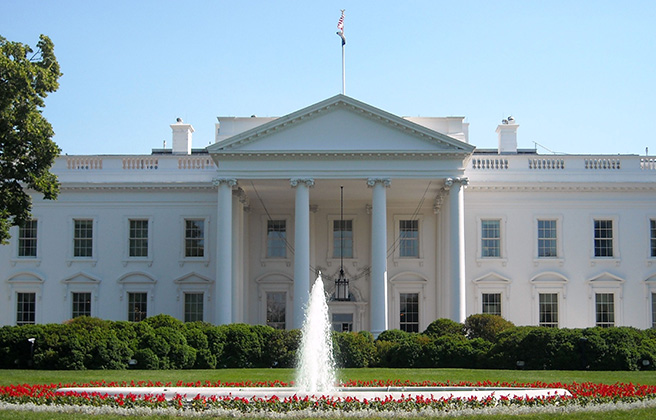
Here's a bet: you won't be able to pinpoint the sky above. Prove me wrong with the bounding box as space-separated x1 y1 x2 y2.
2 0 655 156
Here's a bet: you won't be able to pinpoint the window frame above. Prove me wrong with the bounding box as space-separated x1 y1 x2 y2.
16 292 37 326
587 273 623 327
69 217 98 264
476 216 507 262
327 214 357 261
71 292 92 318
399 292 420 333
595 292 615 328
17 219 38 259
183 292 205 323
538 292 559 327
649 218 656 259
127 292 148 322
393 214 424 262
261 215 291 262
530 272 568 327
592 216 619 260
127 218 151 259
481 292 502 316
265 291 287 330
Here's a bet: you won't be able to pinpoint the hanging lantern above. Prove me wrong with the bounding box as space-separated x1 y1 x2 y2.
335 268 350 301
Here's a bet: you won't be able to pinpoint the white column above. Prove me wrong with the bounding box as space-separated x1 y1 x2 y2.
291 178 314 329
213 177 237 325
445 177 468 322
231 189 245 323
367 177 390 336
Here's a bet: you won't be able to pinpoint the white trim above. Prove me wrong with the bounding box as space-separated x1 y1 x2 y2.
260 215 292 264
392 215 424 263
255 272 293 329
67 217 98 267
123 216 153 266
179 216 211 266
473 272 511 318
476 216 507 265
533 215 564 264
529 272 569 326
586 272 624 326
389 271 428 331
326 214 358 262
590 215 620 263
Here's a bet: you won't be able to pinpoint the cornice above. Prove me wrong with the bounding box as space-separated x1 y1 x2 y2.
467 183 656 192
61 184 216 192
212 150 472 160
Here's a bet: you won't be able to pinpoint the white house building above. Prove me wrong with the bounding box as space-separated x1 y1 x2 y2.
2 95 656 334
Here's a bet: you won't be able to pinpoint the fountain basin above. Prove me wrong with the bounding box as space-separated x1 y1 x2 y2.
57 386 570 401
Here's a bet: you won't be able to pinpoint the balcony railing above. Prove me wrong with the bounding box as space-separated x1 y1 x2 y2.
64 156 216 171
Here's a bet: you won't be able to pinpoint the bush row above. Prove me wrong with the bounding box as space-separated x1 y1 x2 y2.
1 314 655 370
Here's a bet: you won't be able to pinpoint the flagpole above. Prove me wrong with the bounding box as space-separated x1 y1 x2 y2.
337 10 346 95
342 39 346 95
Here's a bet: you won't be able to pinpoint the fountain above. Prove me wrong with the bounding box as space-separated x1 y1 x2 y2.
58 273 570 402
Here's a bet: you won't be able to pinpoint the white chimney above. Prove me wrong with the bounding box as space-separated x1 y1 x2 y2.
496 117 518 154
170 117 194 155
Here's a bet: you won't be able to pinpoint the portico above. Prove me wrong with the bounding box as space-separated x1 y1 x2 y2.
207 95 474 332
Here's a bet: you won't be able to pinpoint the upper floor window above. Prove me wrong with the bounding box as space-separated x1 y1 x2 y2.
537 219 557 258
73 219 93 258
18 220 38 258
128 219 149 258
594 219 614 258
184 219 205 258
650 219 656 258
399 220 419 258
481 219 501 258
16 292 36 325
482 292 501 316
333 220 353 259
266 220 287 258
399 292 419 332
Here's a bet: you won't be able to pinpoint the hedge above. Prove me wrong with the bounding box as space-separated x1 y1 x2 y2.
1 314 655 370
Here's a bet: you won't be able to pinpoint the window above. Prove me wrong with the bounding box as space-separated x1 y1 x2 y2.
595 293 615 327
481 220 501 258
18 220 38 258
266 291 286 329
539 293 558 327
594 219 613 257
16 292 36 325
482 293 502 316
128 219 148 257
651 219 656 258
266 220 287 258
537 219 557 258
72 292 91 318
399 293 419 332
333 220 353 258
128 292 148 322
399 220 419 258
332 313 353 332
184 219 205 257
184 293 204 322
73 219 93 258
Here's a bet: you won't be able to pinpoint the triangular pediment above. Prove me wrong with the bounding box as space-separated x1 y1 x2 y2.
208 95 474 156
173 272 214 285
61 272 101 284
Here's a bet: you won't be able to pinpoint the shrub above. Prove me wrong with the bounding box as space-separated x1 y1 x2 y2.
423 318 465 337
464 314 514 342
424 335 491 368
133 348 159 369
334 331 377 368
217 324 264 368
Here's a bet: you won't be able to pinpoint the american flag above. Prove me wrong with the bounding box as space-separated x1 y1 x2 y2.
337 10 345 32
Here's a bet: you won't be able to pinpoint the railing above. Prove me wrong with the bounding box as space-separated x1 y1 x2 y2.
178 156 215 170
528 158 565 170
584 158 621 170
122 158 159 170
641 158 656 170
67 157 102 170
471 158 509 170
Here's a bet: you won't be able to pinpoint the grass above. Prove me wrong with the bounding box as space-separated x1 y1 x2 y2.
2 368 656 419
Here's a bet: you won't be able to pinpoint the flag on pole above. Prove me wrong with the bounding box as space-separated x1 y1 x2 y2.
336 9 346 46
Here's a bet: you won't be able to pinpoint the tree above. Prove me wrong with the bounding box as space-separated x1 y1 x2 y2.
0 35 61 243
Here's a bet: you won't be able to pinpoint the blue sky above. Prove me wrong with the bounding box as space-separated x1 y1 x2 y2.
3 1 655 155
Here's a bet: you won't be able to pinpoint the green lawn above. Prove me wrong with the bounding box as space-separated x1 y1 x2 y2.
2 368 656 419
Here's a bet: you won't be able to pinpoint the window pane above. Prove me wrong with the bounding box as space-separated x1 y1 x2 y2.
332 313 353 332
18 220 38 258
482 293 502 316
184 293 204 322
72 292 91 318
539 293 558 327
537 220 557 258
74 219 93 257
399 293 419 333
16 292 36 325
185 219 205 257
481 220 500 258
267 220 286 258
595 293 615 327
266 292 286 329
128 292 148 322
399 220 419 258
129 219 149 257
333 220 353 259
594 220 613 257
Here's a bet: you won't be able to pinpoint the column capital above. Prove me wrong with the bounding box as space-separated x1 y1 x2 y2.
444 176 469 190
212 177 237 187
290 178 315 188
366 177 391 188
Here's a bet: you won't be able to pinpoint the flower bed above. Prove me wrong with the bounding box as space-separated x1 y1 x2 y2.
1 380 656 416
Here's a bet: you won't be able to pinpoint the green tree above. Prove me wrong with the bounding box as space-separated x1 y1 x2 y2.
0 35 61 243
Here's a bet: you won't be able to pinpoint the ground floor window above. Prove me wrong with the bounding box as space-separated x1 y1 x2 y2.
184 293 204 322
399 293 419 333
16 292 36 325
266 291 286 330
72 292 91 318
332 313 353 332
482 293 502 316
128 292 148 322
595 293 615 327
538 293 558 327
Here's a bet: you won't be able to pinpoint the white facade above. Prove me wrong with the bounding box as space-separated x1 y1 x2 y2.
2 95 656 333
